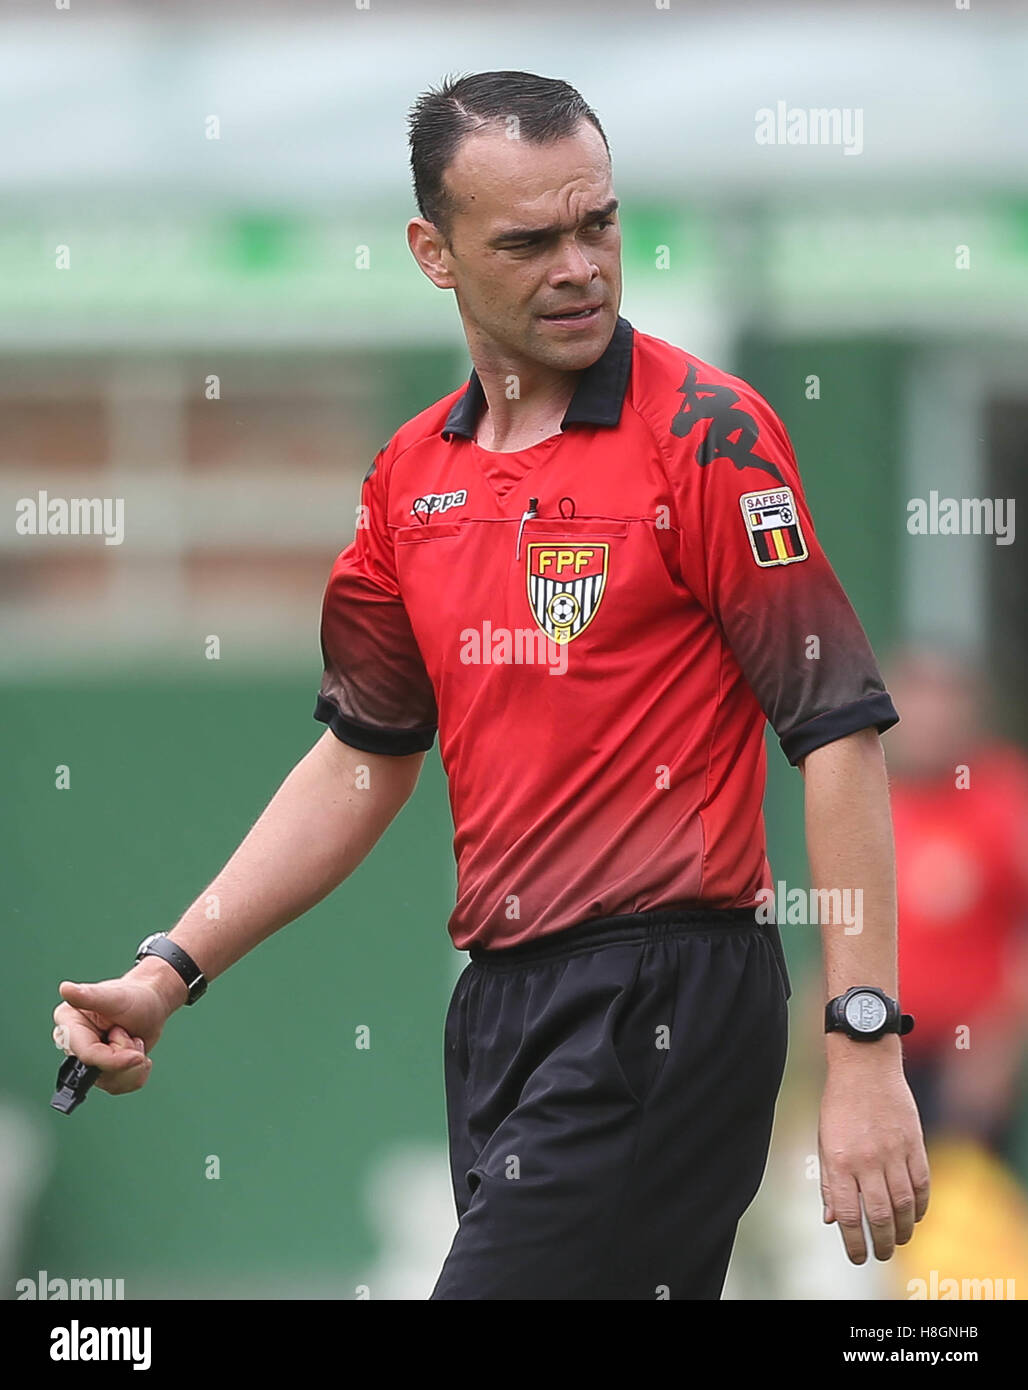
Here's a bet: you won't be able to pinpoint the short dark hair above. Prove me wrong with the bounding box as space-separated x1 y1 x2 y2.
407 70 610 244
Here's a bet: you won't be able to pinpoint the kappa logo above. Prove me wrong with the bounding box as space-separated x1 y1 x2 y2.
669 363 785 484
411 490 468 518
527 543 609 644
740 487 808 567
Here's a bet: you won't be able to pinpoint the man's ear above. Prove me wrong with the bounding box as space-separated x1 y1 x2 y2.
407 217 457 291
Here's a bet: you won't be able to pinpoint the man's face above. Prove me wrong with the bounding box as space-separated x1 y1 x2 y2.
409 119 622 372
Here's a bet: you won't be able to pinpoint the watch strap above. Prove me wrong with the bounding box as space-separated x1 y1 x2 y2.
136 935 206 1005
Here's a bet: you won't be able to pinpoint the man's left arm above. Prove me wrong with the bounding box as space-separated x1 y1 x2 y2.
800 726 930 1264
664 369 929 1262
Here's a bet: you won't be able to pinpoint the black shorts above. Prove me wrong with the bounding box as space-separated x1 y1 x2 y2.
430 904 791 1301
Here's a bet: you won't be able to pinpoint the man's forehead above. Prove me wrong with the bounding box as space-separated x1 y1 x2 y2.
445 123 612 222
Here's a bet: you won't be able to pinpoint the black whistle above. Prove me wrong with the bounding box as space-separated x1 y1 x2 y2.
51 1056 101 1114
51 1029 108 1115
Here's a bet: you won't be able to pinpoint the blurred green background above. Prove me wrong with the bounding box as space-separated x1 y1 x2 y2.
2 678 456 1295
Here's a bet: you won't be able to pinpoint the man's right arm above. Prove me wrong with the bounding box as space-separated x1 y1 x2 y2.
52 730 424 1095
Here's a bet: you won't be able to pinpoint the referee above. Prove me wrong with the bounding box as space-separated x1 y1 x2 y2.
53 70 930 1301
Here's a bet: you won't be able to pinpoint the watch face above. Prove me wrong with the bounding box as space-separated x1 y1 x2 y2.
137 932 163 956
844 991 888 1033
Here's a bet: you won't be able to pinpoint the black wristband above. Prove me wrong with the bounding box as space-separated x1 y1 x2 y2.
135 933 207 1005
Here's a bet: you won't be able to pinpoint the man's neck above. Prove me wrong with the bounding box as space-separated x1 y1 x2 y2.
467 338 581 453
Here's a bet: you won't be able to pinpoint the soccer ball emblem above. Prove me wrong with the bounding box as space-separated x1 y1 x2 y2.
547 592 579 628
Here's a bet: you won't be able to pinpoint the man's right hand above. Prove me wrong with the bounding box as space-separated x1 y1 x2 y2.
52 974 177 1096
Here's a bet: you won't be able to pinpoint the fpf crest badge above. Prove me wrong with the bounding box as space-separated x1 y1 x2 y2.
527 543 609 643
739 487 808 567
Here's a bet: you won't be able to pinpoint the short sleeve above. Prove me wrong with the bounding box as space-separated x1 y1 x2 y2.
666 369 898 765
314 451 438 754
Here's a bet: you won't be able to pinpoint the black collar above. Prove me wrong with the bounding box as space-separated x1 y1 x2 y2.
441 314 634 442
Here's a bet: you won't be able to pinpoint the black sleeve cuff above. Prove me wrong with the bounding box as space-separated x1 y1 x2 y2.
779 691 899 766
313 694 436 756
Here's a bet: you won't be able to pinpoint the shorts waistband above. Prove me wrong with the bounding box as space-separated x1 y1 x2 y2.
467 904 764 969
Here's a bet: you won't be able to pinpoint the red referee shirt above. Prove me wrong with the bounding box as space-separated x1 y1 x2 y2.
315 316 898 951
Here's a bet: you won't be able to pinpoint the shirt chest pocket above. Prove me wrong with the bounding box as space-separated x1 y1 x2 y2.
394 517 636 652
393 520 498 648
520 519 629 542
394 520 466 546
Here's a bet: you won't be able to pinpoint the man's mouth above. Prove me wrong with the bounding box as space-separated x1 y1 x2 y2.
540 305 603 323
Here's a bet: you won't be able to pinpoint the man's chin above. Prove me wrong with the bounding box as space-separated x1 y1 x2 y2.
528 310 616 370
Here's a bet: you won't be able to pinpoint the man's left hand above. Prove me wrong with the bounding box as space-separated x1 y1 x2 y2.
818 1059 931 1263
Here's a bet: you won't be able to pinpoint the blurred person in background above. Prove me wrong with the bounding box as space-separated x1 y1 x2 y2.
886 646 1028 1157
884 646 1028 1296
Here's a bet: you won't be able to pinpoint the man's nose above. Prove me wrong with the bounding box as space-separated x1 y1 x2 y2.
549 238 599 286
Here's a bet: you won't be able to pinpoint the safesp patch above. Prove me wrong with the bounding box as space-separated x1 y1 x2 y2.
739 487 808 567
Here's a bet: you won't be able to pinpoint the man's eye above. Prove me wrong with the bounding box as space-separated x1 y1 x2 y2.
501 218 613 252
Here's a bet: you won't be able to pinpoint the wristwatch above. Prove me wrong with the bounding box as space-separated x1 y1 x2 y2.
825 986 914 1042
135 932 207 1005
